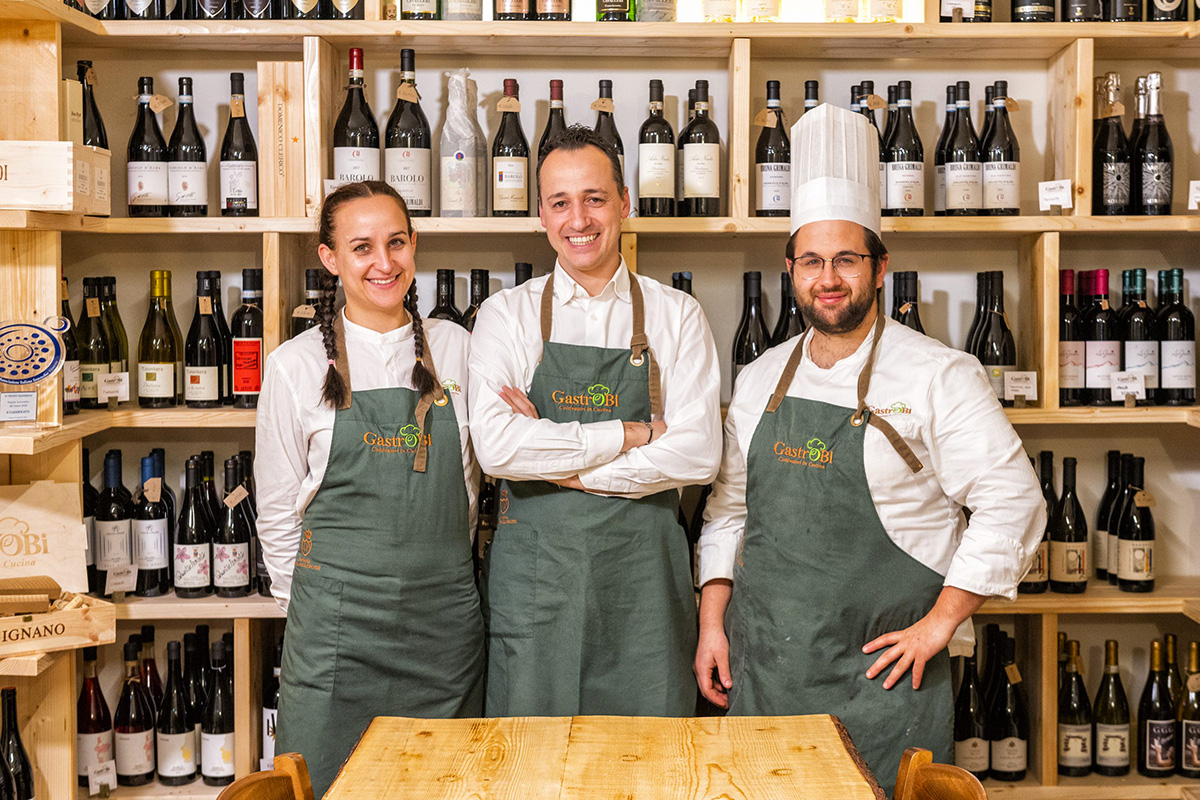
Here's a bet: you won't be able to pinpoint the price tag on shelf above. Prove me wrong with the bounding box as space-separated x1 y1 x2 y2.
104 565 136 594
292 304 317 319
0 392 37 422
496 96 521 113
590 97 614 114
1109 371 1145 402
87 761 116 796
97 372 129 403
1188 181 1200 211
396 83 421 103
224 484 249 509
1004 371 1038 402
1005 663 1022 684
143 477 161 504
1038 179 1074 212
198 295 213 315
1134 489 1156 508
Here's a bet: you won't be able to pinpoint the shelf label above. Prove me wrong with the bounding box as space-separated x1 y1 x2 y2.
0 391 37 422
87 761 117 796
97 372 129 403
1109 371 1146 401
1188 181 1200 211
1038 179 1073 212
104 565 136 594
1004 371 1038 402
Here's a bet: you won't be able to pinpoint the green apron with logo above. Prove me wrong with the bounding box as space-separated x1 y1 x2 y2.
277 317 484 797
727 312 953 795
484 271 697 717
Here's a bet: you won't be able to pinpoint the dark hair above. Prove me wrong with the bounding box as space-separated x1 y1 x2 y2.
536 124 625 202
785 223 888 263
315 180 434 407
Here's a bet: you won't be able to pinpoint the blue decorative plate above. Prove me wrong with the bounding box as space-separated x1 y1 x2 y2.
0 318 67 386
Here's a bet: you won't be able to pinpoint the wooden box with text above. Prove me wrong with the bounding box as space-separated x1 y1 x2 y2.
257 61 306 218
0 141 110 216
0 593 114 660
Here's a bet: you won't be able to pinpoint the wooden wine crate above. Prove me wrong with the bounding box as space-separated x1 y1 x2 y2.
0 141 110 216
257 61 306 218
0 591 114 659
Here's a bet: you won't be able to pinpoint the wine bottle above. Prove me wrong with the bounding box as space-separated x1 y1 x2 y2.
231 269 263 409
982 81 1019 216
974 271 1016 404
1019 452 1051 593
185 272 224 408
637 79 675 218
1092 639 1132 776
0 690 30 800
1139 639 1177 777
429 269 461 323
980 624 1004 710
1166 633 1183 707
168 78 208 218
262 641 282 765
175 457 214 599
1058 268 1084 407
803 80 819 115
333 49 380 185
1057 630 1069 692
953 655 989 779
1149 0 1184 20
1058 639 1093 777
755 80 790 219
883 85 897 147
126 0 164 19
201 642 235 786
1093 73 1131 215
200 452 222 523
139 625 164 717
328 0 364 19
96 452 133 596
680 80 720 218
238 450 260 524
78 62 109 148
933 85 956 217
515 262 534 286
242 0 276 18
988 637 1029 781
676 88 696 216
1156 268 1195 406
1119 269 1159 405
963 271 986 355
385 50 432 217
732 271 770 382
217 73 259 217
771 271 805 345
59 278 81 416
890 271 924 334
114 641 155 786
100 277 129 377
494 0 531 20
858 81 886 209
107 449 133 506
137 270 179 409
292 269 322 338
1091 450 1120 582
206 273 235 405
194 625 212 704
1134 72 1172 216
1104 453 1132 587
76 647 114 787
593 80 624 173
1084 269 1121 406
1049 456 1088 593
156 641 196 785
128 77 169 217
214 457 252 598
945 81 983 216
82 448 100 595
133 456 171 597
462 269 489 333
1179 641 1200 778
539 79 567 160
182 634 206 766
285 0 320 20
1130 77 1147 213
150 448 177 552
1063 0 1101 20
537 0 568 21
882 80 923 217
492 78 530 217
1013 0 1053 22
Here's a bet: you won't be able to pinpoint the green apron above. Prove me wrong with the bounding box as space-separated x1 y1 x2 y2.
484 270 697 717
727 312 953 795
277 318 484 798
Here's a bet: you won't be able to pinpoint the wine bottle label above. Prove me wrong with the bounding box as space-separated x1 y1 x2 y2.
638 0 675 19
757 163 791 212
127 162 169 206
242 0 272 17
84 515 95 566
1095 527 1108 571
944 162 983 210
440 152 478 215
985 364 1013 399
1161 341 1196 389
126 0 154 12
703 0 736 17
493 157 529 213
1049 540 1086 583
1117 538 1154 582
109 359 124 375
1058 342 1084 389
115 729 154 776
444 0 481 14
63 359 81 402
496 0 528 12
1095 723 1130 767
174 543 211 588
220 161 258 212
85 0 109 12
133 518 169 570
157 730 195 777
886 162 923 210
1141 162 1173 207
990 737 1026 772
403 0 436 11
1145 719 1176 770
825 0 855 16
745 0 780 15
385 148 432 213
196 0 227 14
95 518 131 570
1085 340 1120 388
137 363 175 399
201 731 236 777
333 147 381 184
639 143 675 199
1021 540 1047 583
1182 720 1200 770
77 730 114 776
80 362 110 400
1057 723 1092 768
983 162 1019 211
331 0 360 12
1153 0 1182 10
683 143 720 200
263 708 277 761
291 0 319 12
1123 341 1160 390
233 338 263 395
169 162 208 206
934 165 946 212
185 365 220 402
598 0 626 12
214 542 250 588
1101 163 1131 206
868 0 898 15
953 738 988 772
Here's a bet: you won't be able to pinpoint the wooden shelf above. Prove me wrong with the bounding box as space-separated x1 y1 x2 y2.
75 781 222 799
986 773 1200 799
113 593 284 619
0 408 255 455
980 576 1200 619
0 651 62 678
1006 407 1200 427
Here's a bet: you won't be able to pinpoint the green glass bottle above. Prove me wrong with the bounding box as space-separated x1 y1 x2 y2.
100 276 129 375
78 277 112 410
1093 639 1131 776
137 270 180 408
1057 639 1092 777
1178 640 1200 779
1138 639 1177 777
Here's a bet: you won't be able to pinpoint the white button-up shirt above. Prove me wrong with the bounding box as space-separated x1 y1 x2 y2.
255 312 478 612
700 317 1045 649
468 260 722 497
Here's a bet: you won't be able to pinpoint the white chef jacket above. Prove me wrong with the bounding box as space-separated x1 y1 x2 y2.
468 260 722 498
255 311 478 612
699 317 1045 650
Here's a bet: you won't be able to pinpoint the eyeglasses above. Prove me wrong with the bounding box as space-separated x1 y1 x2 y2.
792 254 872 281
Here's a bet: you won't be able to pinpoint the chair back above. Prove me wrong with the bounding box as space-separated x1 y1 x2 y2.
216 753 316 800
893 747 987 800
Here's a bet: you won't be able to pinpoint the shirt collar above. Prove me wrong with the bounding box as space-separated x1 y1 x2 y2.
341 308 414 345
552 258 632 305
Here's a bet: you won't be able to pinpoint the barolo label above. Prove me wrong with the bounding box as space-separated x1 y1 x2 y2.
1058 723 1092 768
1182 720 1200 771
886 162 924 210
76 730 114 776
1102 163 1131 206
127 162 168 206
954 737 988 772
934 164 946 212
63 360 81 402
232 337 263 395
202 731 236 777
169 162 208 206
639 143 675 199
157 731 195 777
1123 341 1160 389
1161 341 1196 389
133 518 169 570
174 543 211 588
683 142 719 200
1141 163 1172 207
385 148 432 212
1022 540 1047 583
333 147 381 184
986 364 1014 399
95 519 130 570
84 515 95 566
115 729 154 776
440 153 477 215
220 161 258 212
757 163 790 212
990 737 1026 772
1117 538 1154 582
1059 342 1084 388
1049 540 1086 583
1095 723 1130 768
214 542 250 588
638 0 675 19
1145 720 1176 770
185 365 219 402
137 363 175 398
263 708 277 761
983 161 1019 211
1085 340 1120 388
945 162 982 210
492 157 528 213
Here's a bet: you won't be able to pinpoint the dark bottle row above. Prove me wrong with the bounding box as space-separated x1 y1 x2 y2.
953 624 1030 782
0 686 33 800
71 0 368 21
1093 72 1175 217
940 0 1189 21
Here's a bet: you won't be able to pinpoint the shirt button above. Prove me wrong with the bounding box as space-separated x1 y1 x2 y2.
590 313 598 321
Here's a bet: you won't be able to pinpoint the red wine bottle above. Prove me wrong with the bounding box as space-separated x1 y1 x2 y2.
333 49 380 184
933 85 956 216
1138 639 1176 777
462 269 490 333
0 688 32 800
987 637 1029 781
175 457 214 598
982 81 1020 216
732 271 770 381
1156 268 1195 406
76 647 114 786
292 269 323 338
1119 268 1158 406
1083 269 1121 407
96 452 133 597
185 272 224 408
638 79 675 218
231 269 264 409
974 271 1016 405
220 73 259 217
139 625 164 714
214 457 252 598
755 80 791 219
889 271 923 334
182 634 207 768
201 642 235 786
883 80 924 217
1116 456 1155 592
61 278 80 416
206 273 235 405
539 79 568 161
430 269 461 323
772 270 806 345
127 77 169 218
168 77 208 218
82 448 100 594
157 641 197 785
114 641 155 786
262 641 282 764
592 79 624 174
1093 449 1120 582
133 456 171 597
491 78 529 218
77 61 109 148
1058 269 1084 406
385 49 432 217
953 655 988 779
1019 452 1052 593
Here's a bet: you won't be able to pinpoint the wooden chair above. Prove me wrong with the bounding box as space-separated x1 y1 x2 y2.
893 747 987 800
216 753 316 800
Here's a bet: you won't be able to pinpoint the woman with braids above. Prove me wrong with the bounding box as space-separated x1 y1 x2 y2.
255 181 484 796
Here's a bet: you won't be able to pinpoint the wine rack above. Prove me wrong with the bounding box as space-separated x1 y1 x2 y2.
1 0 1199 798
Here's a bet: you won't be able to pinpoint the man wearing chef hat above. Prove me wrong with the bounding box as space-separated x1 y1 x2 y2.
692 103 1045 790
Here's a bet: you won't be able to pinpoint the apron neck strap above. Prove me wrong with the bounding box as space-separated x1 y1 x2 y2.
765 330 809 414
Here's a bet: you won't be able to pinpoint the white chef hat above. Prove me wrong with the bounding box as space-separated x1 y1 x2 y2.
790 103 881 237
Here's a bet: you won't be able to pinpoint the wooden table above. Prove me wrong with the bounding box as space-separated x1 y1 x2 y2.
325 715 886 799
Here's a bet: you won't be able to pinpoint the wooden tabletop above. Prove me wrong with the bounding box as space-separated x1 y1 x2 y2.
325 714 886 800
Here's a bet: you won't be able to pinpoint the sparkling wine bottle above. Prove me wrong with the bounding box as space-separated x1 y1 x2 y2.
114 641 155 786
638 79 675 218
491 78 530 218
953 655 989 779
987 637 1029 781
76 647 114 786
1049 456 1088 593
201 642 235 786
1058 639 1093 777
231 269 264 409
1093 639 1131 776
133 456 171 596
385 50 432 217
1133 72 1172 216
732 271 770 382
333 49 380 184
128 77 169 217
1130 77 1147 212
1138 639 1177 777
1156 268 1195 406
539 79 568 161
168 78 208 218
755 80 790 219
680 80 720 218
1093 73 1131 215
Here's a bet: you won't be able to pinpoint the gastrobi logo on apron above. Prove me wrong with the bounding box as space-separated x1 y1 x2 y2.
550 383 619 414
362 424 431 454
773 437 834 469
296 529 320 572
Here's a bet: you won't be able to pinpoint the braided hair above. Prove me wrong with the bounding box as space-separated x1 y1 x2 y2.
315 180 436 407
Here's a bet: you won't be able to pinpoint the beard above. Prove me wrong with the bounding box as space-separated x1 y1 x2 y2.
796 283 878 335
